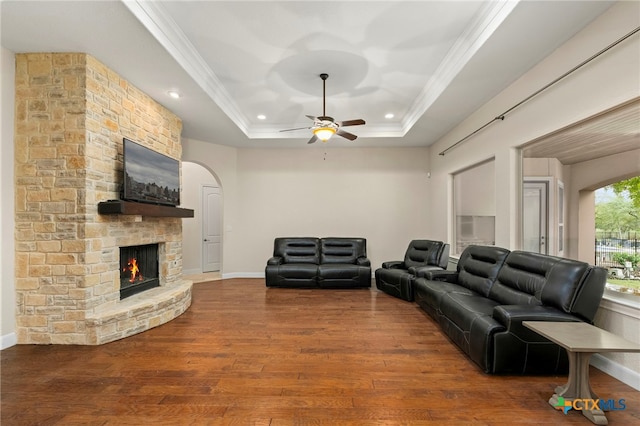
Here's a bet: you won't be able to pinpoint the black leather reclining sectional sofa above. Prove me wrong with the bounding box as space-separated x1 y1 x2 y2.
265 237 371 288
412 245 607 374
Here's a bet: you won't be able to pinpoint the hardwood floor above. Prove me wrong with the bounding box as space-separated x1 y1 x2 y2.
2 279 638 425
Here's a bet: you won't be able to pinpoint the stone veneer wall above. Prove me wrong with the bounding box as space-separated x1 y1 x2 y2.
14 53 192 345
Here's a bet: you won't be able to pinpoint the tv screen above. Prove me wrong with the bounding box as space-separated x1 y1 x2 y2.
122 138 180 206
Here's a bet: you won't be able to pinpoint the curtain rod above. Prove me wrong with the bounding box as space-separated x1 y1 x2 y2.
439 25 640 156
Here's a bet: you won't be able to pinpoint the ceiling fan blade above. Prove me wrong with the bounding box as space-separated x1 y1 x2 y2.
305 115 317 121
307 135 319 144
339 119 365 127
280 126 311 132
336 129 357 141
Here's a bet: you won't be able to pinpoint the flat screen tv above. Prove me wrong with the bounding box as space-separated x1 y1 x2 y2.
122 138 180 206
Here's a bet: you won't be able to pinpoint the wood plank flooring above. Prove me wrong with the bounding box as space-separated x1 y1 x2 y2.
2 278 639 425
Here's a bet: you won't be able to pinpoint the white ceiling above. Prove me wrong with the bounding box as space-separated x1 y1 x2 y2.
0 0 617 148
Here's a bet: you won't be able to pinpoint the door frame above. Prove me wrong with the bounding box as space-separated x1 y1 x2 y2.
523 178 552 254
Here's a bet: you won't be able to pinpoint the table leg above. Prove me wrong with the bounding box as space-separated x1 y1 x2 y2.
548 351 607 425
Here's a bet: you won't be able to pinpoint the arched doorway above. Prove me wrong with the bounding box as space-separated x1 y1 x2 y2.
181 161 223 275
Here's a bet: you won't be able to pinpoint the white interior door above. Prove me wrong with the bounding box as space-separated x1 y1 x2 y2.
523 181 548 254
202 185 221 272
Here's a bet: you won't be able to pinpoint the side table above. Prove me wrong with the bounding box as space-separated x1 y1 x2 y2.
523 321 640 425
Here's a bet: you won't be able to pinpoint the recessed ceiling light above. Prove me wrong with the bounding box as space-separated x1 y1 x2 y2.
168 91 181 99
257 114 266 120
385 113 394 119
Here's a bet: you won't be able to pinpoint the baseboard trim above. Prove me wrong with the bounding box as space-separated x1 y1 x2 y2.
592 353 640 391
221 272 377 281
222 272 264 279
1 332 17 350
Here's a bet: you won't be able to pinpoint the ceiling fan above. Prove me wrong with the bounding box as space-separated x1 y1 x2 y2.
280 73 365 144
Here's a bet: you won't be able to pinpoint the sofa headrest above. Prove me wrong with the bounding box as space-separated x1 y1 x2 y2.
274 237 320 264
457 245 510 297
490 251 556 306
320 238 366 264
491 251 594 315
404 240 450 269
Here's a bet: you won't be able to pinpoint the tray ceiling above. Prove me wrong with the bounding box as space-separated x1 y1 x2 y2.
1 1 624 149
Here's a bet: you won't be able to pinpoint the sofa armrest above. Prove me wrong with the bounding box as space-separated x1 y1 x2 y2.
410 265 445 277
381 261 404 269
267 256 283 266
357 257 371 267
493 305 581 339
418 270 458 281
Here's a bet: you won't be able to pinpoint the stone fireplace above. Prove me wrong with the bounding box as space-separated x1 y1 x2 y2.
14 53 192 345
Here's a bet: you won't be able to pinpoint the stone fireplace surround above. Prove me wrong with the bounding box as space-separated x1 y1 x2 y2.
14 53 192 345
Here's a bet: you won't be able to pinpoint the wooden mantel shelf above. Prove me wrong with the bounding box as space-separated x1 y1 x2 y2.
98 200 194 218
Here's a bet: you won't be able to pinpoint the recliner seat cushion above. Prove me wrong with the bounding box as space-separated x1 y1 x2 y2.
439 292 500 334
266 263 319 288
318 264 371 288
276 264 318 279
413 278 475 316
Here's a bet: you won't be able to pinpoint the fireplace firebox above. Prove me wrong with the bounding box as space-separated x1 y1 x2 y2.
119 244 160 299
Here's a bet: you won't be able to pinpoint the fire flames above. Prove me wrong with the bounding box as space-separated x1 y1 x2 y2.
124 258 143 283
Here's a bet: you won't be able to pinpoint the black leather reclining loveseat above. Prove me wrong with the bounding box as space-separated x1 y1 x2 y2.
265 237 371 288
413 245 607 374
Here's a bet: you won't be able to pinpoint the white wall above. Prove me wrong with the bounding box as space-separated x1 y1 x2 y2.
182 142 432 275
181 161 220 274
236 147 431 273
1 46 16 349
427 1 639 247
182 138 239 276
426 2 640 387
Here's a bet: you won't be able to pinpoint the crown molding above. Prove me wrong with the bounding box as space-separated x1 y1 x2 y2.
402 0 520 134
122 0 250 136
124 0 518 141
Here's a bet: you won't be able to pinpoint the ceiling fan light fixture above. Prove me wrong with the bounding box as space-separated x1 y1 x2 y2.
313 127 336 142
279 73 364 144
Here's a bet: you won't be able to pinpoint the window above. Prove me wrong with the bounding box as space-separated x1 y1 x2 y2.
453 159 496 255
595 182 640 297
